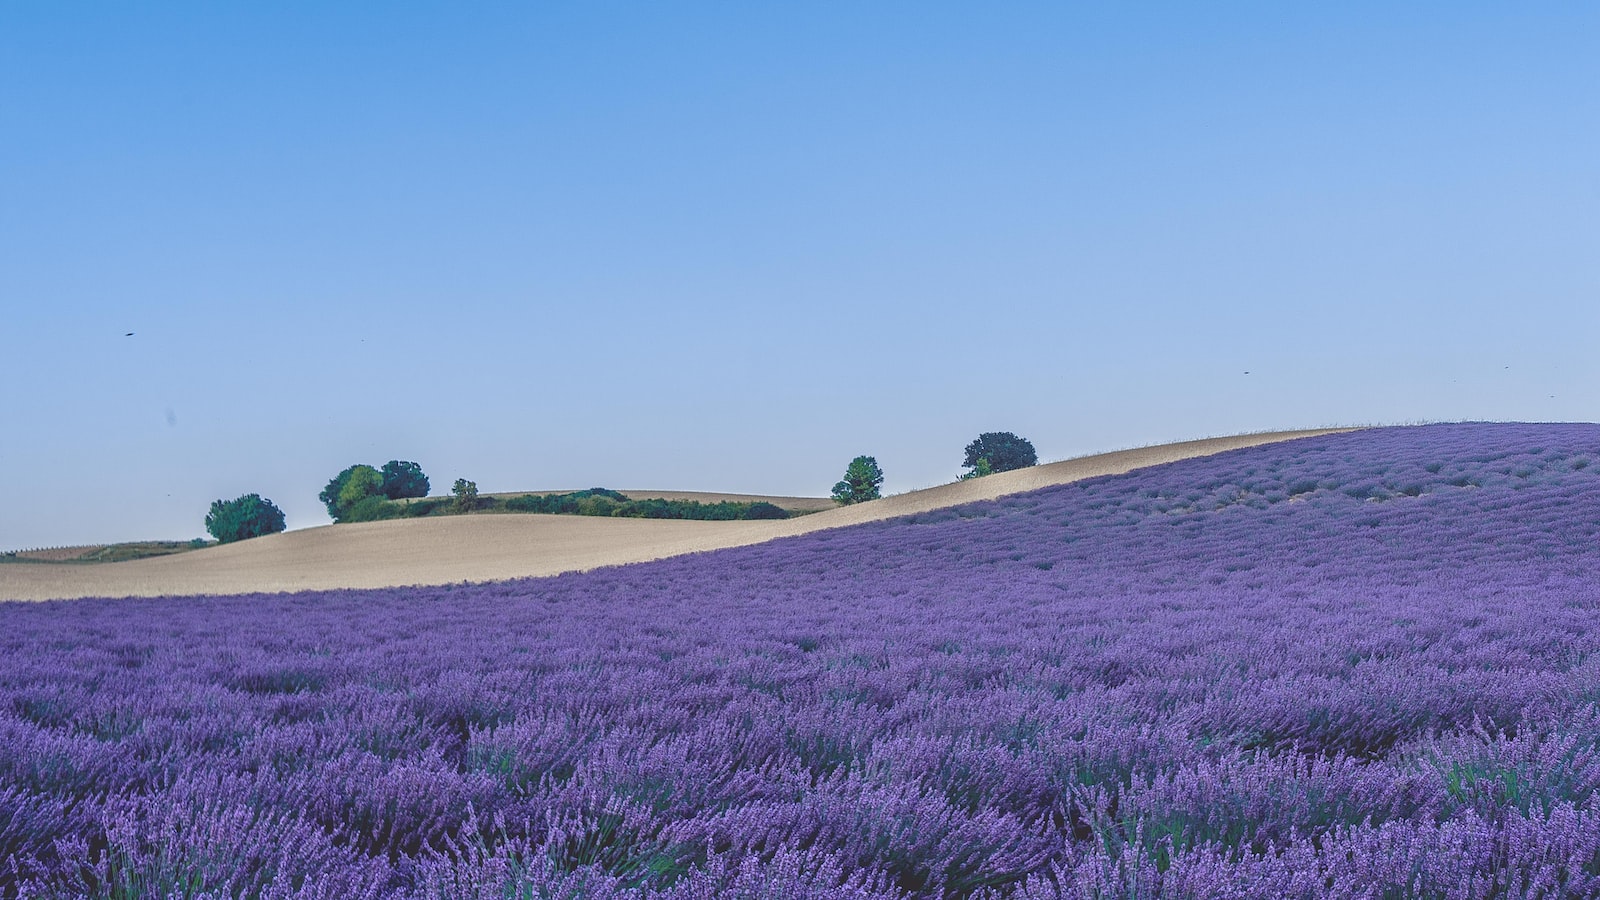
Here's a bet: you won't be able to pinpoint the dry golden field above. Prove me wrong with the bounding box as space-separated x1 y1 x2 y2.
0 429 1353 602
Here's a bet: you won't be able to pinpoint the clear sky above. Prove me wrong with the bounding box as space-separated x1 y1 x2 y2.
2 3 1596 549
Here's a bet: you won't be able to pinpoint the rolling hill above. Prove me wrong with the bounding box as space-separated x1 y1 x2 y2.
0 428 1349 601
3 423 1598 896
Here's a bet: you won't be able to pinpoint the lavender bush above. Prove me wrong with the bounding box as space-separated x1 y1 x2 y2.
4 423 1600 898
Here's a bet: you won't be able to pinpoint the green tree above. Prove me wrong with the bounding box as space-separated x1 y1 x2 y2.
319 465 359 519
320 464 384 521
342 495 401 522
205 494 287 544
959 457 994 480
451 478 479 513
962 432 1037 475
380 460 430 499
339 465 384 510
832 455 884 505
744 501 789 520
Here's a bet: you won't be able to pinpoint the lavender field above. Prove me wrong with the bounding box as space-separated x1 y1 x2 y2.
4 424 1600 898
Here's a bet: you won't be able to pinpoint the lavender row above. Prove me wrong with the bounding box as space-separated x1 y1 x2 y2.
3 423 1600 897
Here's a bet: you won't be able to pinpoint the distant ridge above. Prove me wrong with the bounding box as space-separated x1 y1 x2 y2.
477 489 838 513
0 428 1355 601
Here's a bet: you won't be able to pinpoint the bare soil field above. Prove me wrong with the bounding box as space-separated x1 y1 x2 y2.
0 429 1353 602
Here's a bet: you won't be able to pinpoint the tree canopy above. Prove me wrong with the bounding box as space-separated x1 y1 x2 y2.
832 456 884 505
205 494 286 544
320 464 384 521
380 460 430 500
962 432 1037 476
339 466 384 510
451 478 479 513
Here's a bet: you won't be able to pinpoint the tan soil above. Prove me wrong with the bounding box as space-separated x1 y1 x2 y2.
0 429 1355 602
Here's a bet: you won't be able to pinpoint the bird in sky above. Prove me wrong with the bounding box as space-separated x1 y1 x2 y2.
124 332 134 337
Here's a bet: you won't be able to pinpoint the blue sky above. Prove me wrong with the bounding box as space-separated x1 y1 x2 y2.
2 3 1596 548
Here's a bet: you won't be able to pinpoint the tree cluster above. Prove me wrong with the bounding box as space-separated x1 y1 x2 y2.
319 460 432 523
205 494 286 544
217 431 1039 543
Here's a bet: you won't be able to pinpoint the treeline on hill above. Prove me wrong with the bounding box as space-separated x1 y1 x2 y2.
338 486 792 523
198 432 1041 545
502 488 790 520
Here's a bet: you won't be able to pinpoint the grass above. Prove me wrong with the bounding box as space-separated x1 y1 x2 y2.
0 539 211 565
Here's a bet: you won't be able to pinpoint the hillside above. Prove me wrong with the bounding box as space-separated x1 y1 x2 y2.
2 423 1597 896
0 428 1347 601
478 489 839 514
